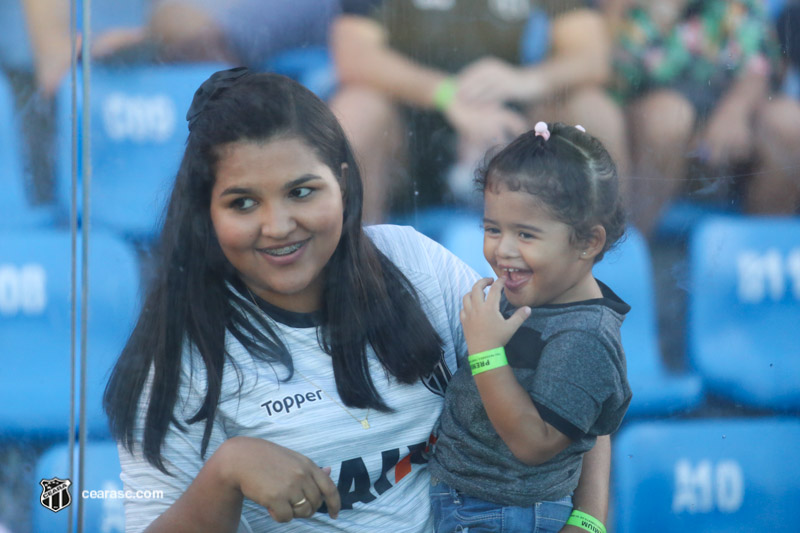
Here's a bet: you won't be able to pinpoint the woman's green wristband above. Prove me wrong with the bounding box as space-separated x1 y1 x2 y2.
468 347 508 375
433 77 457 112
566 510 606 533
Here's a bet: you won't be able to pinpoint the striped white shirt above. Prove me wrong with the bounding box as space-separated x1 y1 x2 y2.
118 225 479 532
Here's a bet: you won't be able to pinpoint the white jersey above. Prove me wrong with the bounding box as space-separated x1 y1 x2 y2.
119 225 479 532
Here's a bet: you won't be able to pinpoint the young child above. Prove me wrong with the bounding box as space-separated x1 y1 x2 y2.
428 122 632 533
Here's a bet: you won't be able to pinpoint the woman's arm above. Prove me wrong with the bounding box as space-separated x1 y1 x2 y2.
142 437 340 532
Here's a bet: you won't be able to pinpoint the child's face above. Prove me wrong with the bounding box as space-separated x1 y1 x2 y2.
482 184 597 309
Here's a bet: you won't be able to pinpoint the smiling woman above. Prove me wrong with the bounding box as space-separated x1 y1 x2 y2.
101 69 611 533
210 138 344 313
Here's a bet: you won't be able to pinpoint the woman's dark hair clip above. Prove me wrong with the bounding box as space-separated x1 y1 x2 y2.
186 66 251 131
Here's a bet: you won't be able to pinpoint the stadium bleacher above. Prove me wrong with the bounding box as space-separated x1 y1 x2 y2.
688 216 800 411
0 229 140 438
1 1 798 532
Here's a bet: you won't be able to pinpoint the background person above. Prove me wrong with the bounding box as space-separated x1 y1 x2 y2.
330 0 629 222
606 0 800 237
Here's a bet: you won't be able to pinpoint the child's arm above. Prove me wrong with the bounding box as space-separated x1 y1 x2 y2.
570 435 611 522
461 277 571 466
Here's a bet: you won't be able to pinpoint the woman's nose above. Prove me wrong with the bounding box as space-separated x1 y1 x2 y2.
260 202 297 239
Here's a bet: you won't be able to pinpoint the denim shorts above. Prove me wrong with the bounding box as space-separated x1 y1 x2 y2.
430 479 573 533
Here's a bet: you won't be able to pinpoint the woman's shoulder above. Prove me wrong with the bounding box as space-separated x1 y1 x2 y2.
364 224 439 263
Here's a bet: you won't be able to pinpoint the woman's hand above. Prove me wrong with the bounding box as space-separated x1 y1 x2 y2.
220 436 341 522
460 277 530 354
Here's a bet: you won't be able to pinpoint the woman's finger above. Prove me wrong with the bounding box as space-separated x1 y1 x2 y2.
267 500 295 523
296 483 322 517
290 493 315 519
311 465 341 519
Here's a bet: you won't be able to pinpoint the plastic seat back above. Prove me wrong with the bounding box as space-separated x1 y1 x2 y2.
0 229 140 437
55 63 228 239
689 216 800 410
613 418 800 532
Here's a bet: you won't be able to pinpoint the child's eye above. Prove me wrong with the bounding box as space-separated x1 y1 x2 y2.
231 197 256 211
289 187 313 199
519 231 535 240
484 226 500 235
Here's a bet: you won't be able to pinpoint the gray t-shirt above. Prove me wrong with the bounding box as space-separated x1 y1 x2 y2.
428 281 632 506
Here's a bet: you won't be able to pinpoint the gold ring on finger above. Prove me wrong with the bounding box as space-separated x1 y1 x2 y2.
291 497 308 508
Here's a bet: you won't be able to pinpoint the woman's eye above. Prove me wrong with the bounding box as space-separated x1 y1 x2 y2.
290 187 313 199
231 197 256 210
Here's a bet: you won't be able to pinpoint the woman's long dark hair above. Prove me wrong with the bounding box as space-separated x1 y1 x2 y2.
104 72 443 473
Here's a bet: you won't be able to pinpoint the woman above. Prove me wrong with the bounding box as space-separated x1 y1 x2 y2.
103 67 610 532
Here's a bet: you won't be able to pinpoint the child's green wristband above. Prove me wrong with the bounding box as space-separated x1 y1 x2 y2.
566 510 606 533
433 77 457 112
468 347 508 375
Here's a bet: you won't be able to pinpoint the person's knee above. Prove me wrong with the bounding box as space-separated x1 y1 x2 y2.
754 98 800 154
562 86 630 174
632 90 695 147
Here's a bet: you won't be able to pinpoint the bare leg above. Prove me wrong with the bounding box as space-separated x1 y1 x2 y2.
148 2 236 63
330 86 405 223
626 90 696 237
748 96 800 214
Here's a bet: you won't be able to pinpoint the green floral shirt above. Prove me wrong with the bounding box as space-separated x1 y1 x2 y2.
612 0 779 105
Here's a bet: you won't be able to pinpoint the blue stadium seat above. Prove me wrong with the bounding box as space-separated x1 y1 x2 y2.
0 72 55 228
593 228 703 417
261 46 337 101
0 229 140 437
408 207 704 417
390 206 494 276
31 440 124 533
55 63 228 240
688 215 800 410
612 418 800 533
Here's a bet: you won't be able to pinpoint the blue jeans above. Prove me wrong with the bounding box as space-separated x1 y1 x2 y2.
430 479 573 533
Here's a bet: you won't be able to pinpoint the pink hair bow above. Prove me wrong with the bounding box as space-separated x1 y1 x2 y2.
534 121 550 141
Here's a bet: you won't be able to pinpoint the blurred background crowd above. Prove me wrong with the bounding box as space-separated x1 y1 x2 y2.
1 1 799 532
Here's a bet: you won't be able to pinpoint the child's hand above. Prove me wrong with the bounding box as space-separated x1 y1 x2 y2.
460 277 531 354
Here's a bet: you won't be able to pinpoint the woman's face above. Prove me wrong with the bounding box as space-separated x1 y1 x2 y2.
210 137 344 313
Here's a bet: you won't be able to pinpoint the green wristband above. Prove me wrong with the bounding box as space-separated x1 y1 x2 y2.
433 77 457 112
468 347 508 375
566 510 606 533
